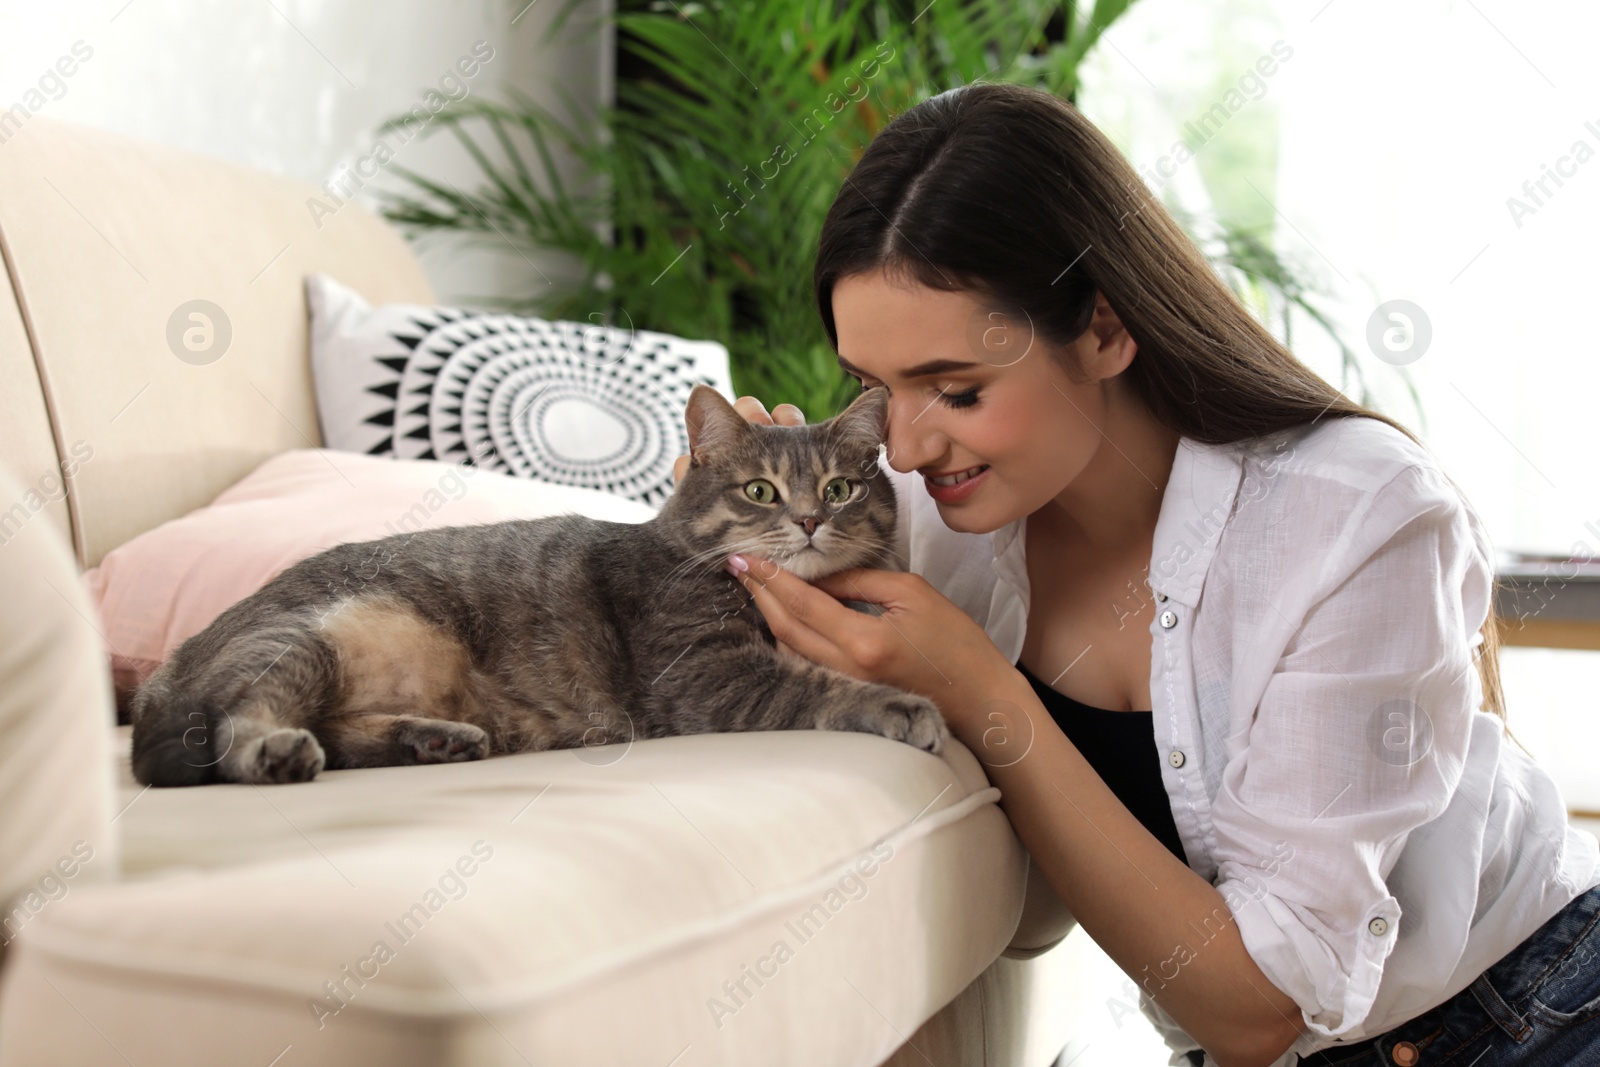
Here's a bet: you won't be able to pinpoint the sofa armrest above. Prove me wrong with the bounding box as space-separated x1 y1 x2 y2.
0 463 120 973
1004 849 1078 959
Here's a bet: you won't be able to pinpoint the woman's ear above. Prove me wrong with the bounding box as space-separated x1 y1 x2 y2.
1082 292 1138 381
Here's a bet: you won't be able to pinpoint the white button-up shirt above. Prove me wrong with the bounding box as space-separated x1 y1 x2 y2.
882 415 1600 1064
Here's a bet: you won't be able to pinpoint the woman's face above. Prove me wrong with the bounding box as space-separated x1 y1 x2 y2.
830 269 1125 535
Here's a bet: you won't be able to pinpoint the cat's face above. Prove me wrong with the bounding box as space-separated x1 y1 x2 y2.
662 386 898 581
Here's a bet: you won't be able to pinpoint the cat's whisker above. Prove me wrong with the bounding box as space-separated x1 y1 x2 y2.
652 534 771 593
838 533 907 568
668 528 898 590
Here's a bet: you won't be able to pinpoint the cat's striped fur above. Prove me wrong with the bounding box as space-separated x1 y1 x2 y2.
129 386 948 786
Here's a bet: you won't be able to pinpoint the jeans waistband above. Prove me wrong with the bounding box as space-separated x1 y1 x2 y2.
1251 882 1600 1065
1476 881 1600 1007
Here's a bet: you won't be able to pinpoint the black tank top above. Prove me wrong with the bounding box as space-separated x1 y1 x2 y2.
1016 660 1189 867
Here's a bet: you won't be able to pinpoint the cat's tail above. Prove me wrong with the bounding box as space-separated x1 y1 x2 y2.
129 613 345 787
129 667 222 787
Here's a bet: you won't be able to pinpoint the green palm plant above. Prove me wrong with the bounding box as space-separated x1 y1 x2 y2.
377 0 1386 424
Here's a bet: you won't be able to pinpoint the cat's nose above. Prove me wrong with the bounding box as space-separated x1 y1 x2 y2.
795 516 820 537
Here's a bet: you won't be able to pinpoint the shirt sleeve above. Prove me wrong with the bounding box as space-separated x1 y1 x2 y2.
1206 462 1493 1039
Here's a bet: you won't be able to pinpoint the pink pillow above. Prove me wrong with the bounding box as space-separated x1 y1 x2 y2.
83 449 655 719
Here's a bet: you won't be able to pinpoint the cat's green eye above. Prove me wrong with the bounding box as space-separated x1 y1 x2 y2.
822 477 853 506
744 479 780 504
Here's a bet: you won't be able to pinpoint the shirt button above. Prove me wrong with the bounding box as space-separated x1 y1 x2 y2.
1156 592 1168 602
1391 1041 1419 1066
1368 917 1390 937
1168 750 1186 768
1159 610 1178 629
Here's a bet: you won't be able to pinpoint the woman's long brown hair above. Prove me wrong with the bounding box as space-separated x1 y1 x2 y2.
812 81 1506 718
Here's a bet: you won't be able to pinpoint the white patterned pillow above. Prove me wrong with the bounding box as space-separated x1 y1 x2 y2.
305 274 735 509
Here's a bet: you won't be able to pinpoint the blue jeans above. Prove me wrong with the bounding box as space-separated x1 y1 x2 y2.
1298 882 1600 1065
1179 882 1600 1066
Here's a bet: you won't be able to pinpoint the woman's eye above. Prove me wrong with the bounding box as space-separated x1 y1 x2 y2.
823 477 852 505
744 479 780 504
940 385 981 410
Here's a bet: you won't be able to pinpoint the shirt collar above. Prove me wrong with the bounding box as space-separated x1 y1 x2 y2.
986 436 1243 609
992 515 1024 558
1148 437 1245 608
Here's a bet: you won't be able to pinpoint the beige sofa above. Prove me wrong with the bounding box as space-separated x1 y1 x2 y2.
0 116 1078 1067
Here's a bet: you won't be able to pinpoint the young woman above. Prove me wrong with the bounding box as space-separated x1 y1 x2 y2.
687 83 1600 1066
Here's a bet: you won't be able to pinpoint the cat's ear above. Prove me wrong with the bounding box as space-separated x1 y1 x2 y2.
685 385 751 464
827 385 889 448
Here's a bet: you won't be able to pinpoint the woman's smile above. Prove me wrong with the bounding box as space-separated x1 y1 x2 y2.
922 462 991 503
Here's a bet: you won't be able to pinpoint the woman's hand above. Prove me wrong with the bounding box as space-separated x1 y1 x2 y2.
672 396 805 483
729 555 1020 741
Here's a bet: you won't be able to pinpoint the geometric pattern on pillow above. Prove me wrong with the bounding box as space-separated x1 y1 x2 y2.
307 273 736 509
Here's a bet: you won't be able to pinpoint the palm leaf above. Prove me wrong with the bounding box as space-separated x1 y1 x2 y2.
381 0 1398 423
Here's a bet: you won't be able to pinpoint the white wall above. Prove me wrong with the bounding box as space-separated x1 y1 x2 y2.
0 0 611 306
1078 0 1600 562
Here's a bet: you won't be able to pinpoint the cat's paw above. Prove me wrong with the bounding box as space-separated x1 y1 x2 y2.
402 720 490 764
243 728 326 784
854 693 949 755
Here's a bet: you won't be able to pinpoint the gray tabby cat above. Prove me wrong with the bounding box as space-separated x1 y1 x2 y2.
129 385 949 787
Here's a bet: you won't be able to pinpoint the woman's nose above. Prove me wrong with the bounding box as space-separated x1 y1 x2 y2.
884 400 943 474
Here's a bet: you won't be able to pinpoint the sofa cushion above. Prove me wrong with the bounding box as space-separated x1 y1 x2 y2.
81 448 655 716
0 723 1025 1067
307 274 735 509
